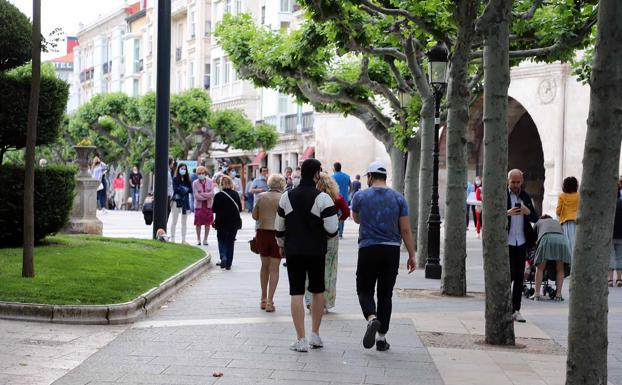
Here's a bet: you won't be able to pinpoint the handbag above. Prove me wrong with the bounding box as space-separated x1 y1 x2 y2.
249 237 259 254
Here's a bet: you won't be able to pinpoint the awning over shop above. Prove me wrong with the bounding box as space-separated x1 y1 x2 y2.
250 150 266 166
299 146 315 162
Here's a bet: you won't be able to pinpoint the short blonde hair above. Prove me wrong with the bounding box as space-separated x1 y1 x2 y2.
219 175 234 190
316 172 340 201
268 174 286 191
196 166 208 175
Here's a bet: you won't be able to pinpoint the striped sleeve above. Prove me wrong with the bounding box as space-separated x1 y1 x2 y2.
315 192 339 238
275 192 289 247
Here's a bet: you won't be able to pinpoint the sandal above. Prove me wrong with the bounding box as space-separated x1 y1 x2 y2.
260 299 267 310
609 280 614 287
617 280 622 287
265 302 275 312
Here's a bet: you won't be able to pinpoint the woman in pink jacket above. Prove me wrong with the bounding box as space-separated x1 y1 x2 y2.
192 166 215 245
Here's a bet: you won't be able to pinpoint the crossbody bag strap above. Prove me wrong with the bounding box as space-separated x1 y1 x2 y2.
223 190 240 211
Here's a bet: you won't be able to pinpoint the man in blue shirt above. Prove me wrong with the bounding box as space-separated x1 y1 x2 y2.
250 166 270 203
351 161 416 351
332 162 352 238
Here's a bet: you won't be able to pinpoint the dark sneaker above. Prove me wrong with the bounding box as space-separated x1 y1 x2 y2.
363 318 381 349
376 339 390 351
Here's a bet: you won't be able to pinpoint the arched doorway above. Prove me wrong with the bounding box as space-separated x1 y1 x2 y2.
457 96 546 214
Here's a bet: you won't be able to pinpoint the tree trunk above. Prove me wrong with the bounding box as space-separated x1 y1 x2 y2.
566 1 622 383
476 0 515 345
417 99 435 268
22 0 41 278
405 137 421 251
442 0 480 296
389 145 406 193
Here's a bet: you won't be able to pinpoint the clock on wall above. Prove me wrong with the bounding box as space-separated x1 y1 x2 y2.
538 78 557 104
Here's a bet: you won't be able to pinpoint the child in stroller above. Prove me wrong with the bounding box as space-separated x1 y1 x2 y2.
523 215 571 301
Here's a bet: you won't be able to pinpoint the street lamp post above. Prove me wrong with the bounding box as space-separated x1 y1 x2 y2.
153 0 171 239
425 43 449 280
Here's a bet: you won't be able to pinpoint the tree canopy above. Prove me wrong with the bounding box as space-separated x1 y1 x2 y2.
0 0 32 71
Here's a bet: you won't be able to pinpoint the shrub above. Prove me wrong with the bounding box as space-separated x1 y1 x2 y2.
0 71 69 155
0 0 32 71
0 164 76 247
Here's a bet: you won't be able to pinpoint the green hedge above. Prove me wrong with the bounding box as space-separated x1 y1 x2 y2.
0 0 32 71
0 72 69 151
0 165 75 247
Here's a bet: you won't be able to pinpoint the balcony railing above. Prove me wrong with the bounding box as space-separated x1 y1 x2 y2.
175 47 182 61
259 112 314 133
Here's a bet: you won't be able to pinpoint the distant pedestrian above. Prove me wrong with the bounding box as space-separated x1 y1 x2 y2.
474 176 483 238
129 165 143 211
556 176 579 255
466 179 476 230
113 172 125 210
609 193 622 287
245 179 255 213
284 166 294 191
170 163 192 243
189 168 198 211
192 166 215 246
252 174 286 312
230 169 243 201
292 166 301 188
167 157 175 220
212 175 242 270
531 215 571 301
250 166 269 203
351 174 362 201
305 173 350 312
351 161 416 351
91 156 108 211
275 159 339 352
507 169 539 323
38 158 47 168
331 162 351 238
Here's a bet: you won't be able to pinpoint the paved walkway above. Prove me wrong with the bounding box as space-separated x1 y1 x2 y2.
1 210 621 385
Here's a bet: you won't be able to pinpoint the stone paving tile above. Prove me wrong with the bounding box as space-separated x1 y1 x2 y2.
115 372 220 385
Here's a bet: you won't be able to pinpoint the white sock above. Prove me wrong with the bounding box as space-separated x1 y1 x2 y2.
367 315 377 322
377 333 386 341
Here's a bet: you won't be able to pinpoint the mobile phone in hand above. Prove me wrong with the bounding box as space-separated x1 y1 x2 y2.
514 202 521 209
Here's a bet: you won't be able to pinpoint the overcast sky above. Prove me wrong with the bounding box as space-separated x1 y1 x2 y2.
9 0 127 59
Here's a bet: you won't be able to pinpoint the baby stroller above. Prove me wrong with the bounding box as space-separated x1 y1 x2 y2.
523 246 571 299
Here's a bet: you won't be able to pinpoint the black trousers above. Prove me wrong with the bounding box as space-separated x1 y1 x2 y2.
466 205 477 227
509 245 527 312
356 245 400 334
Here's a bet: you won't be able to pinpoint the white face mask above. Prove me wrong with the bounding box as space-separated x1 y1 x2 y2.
198 174 206 181
179 169 187 176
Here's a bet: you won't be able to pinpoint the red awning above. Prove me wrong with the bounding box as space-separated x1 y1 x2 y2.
250 151 266 166
299 146 315 162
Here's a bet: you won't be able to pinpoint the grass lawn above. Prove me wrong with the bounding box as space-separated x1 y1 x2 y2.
0 235 206 305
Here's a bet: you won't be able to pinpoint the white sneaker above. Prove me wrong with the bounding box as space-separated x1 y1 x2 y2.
513 311 526 323
309 333 323 348
476 233 480 239
289 338 309 352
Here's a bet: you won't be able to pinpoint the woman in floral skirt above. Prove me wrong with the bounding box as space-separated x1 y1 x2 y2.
304 173 350 311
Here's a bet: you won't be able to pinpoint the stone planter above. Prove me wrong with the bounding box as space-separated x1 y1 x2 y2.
63 146 102 235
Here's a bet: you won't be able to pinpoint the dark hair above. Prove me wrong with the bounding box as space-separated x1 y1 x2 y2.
116 172 123 179
355 174 360 179
285 166 293 173
133 164 140 169
369 172 387 181
192 168 196 173
301 159 322 180
334 162 342 172
562 176 578 193
540 214 552 220
175 163 190 183
260 166 268 173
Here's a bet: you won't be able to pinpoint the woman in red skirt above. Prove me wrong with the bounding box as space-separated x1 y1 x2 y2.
193 166 215 245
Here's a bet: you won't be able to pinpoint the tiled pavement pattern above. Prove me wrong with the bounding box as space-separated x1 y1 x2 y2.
0 210 620 384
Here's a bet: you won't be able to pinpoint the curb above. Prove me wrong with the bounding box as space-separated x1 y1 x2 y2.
0 253 211 325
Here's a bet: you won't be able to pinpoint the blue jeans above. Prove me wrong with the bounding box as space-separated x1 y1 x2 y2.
217 230 237 269
132 187 140 210
97 188 106 209
338 220 345 237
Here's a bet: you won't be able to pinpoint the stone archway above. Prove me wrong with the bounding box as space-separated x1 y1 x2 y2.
456 96 546 213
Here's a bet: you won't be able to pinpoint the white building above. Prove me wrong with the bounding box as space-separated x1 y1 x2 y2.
208 0 391 186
